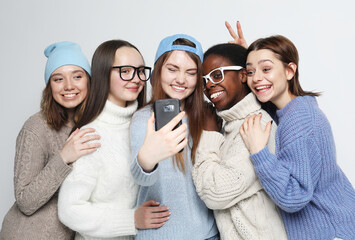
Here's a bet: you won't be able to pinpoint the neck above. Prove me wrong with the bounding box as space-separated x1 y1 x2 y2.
65 110 75 127
275 92 296 110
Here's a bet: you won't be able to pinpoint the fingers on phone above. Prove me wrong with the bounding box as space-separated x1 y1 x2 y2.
164 111 185 131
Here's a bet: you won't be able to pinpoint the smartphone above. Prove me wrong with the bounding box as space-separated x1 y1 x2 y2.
153 98 182 131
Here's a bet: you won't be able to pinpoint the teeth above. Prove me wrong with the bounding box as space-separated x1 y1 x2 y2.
173 85 185 90
256 86 270 90
210 91 223 99
64 94 76 97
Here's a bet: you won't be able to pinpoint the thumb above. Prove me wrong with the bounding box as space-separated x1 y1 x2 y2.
141 200 159 207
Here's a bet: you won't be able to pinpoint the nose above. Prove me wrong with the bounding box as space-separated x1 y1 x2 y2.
252 70 262 83
205 79 215 90
64 78 74 91
130 71 141 84
175 72 186 85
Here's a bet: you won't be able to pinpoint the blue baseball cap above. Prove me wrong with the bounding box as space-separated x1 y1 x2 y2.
154 34 204 64
44 41 91 84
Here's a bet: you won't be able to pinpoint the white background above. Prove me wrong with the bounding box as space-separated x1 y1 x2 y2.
1 0 354 225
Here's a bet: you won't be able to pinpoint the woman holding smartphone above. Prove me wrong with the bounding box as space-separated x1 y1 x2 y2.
58 40 169 240
130 34 218 239
0 41 100 240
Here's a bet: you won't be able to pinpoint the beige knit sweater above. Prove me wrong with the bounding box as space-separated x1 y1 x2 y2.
192 93 287 240
0 112 74 240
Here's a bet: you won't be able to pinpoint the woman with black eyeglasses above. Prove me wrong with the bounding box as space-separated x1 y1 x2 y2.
58 40 170 240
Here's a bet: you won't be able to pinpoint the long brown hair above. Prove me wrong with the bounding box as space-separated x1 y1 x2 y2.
73 40 147 131
149 38 205 171
40 72 91 130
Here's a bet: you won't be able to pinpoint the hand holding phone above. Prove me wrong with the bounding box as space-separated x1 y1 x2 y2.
137 109 187 172
154 99 184 153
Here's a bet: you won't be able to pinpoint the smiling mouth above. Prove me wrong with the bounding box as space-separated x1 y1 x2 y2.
171 85 186 91
209 91 224 99
62 93 78 98
255 85 272 93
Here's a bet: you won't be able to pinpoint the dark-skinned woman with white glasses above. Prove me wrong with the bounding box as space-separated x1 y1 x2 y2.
58 40 170 240
192 42 288 239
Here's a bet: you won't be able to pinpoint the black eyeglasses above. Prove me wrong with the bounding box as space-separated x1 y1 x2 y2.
112 65 152 81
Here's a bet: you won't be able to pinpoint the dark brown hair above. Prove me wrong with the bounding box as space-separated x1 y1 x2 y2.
149 38 205 171
73 40 147 131
40 72 91 130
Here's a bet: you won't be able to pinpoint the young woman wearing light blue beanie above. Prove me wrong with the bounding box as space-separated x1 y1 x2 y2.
0 41 101 240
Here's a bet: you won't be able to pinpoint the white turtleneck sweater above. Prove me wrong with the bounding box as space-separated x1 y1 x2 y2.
58 100 139 240
192 93 287 240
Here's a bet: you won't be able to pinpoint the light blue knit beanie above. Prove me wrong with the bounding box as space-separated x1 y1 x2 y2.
44 41 91 84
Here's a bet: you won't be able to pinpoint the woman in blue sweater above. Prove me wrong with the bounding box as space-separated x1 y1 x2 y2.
130 34 218 239
240 35 355 240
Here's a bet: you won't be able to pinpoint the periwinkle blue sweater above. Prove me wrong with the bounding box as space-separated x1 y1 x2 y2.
130 105 218 240
251 96 355 240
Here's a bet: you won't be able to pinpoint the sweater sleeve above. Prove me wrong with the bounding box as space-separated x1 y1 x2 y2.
192 131 263 210
250 132 321 213
130 107 159 186
14 128 72 216
58 154 137 238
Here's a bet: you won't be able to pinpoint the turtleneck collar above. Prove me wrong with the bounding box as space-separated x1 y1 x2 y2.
96 100 138 126
217 92 262 122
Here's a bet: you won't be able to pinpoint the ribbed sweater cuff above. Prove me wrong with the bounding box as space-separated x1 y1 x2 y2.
250 146 275 178
48 151 72 179
130 157 158 186
110 209 137 236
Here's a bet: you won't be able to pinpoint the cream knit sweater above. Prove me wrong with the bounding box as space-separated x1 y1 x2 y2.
58 100 138 240
192 93 287 240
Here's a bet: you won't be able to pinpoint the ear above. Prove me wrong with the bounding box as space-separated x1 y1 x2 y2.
286 62 297 81
239 69 247 83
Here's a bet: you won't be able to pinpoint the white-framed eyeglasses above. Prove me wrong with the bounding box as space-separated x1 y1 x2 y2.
203 66 244 86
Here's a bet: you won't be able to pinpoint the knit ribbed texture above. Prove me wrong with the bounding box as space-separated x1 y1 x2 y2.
58 100 139 240
251 96 355 240
193 93 287 240
0 112 74 240
130 105 218 240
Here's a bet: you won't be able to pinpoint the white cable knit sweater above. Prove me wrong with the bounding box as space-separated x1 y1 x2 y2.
192 93 287 240
58 100 139 240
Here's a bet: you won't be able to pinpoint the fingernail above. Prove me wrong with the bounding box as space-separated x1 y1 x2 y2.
271 120 273 124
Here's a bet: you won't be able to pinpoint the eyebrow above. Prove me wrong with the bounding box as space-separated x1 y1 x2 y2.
51 70 85 77
166 63 197 71
50 73 63 77
246 59 274 66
